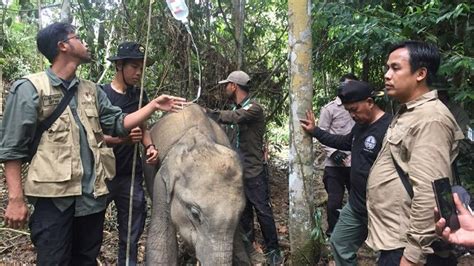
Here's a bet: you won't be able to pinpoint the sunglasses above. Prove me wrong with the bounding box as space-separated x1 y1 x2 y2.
61 35 82 43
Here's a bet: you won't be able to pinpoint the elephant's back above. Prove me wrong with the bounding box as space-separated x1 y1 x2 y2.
150 103 230 161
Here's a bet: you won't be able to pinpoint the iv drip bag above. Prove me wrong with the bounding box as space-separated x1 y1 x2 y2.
166 0 189 24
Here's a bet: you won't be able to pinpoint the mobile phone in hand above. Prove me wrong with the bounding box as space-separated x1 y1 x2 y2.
432 177 460 230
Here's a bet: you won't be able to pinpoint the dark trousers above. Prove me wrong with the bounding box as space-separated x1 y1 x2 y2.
29 198 105 266
240 170 280 251
378 248 457 266
323 166 351 236
106 175 146 266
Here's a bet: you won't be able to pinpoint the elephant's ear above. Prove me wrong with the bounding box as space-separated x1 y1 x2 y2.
159 143 187 204
156 162 175 204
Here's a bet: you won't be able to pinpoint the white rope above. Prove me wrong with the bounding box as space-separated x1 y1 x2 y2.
184 24 202 103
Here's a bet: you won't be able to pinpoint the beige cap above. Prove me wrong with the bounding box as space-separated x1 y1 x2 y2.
218 71 250 86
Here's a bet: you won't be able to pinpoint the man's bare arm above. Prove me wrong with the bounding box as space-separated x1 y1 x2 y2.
3 160 28 229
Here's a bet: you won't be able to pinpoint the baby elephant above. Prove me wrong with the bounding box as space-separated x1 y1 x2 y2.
144 104 247 265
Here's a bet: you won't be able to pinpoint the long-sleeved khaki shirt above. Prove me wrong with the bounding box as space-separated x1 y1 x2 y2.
366 90 464 264
318 97 355 167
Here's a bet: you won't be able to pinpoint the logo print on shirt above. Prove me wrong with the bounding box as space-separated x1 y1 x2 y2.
364 135 376 150
43 94 63 106
81 92 95 106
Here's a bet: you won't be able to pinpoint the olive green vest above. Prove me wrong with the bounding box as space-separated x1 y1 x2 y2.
24 72 116 197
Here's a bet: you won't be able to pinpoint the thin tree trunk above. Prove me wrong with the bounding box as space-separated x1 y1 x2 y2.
206 0 211 44
232 0 245 69
0 1 5 57
60 0 71 23
97 24 115 84
37 0 43 70
362 54 369 82
0 1 4 117
288 0 319 264
95 5 106 81
0 68 3 121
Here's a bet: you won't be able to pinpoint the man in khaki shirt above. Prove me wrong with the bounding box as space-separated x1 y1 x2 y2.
366 41 464 266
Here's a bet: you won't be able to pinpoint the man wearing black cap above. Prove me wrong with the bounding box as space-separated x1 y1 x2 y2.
301 80 391 266
207 71 282 265
102 41 158 265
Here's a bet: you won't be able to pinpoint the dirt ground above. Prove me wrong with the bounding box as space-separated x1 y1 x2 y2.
1 154 474 265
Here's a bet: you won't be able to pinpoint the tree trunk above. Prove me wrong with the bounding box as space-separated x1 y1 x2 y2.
97 24 115 84
0 68 4 121
205 0 211 44
288 0 319 265
95 15 105 81
361 54 369 82
0 2 4 119
232 0 245 69
37 0 43 70
60 0 71 23
0 0 5 52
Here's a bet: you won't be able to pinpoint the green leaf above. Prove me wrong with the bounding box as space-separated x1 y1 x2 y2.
5 17 13 27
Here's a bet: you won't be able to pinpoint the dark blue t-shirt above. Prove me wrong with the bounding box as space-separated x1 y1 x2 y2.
101 84 149 178
313 113 392 215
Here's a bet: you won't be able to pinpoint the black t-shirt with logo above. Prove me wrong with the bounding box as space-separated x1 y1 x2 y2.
101 84 149 178
313 113 392 215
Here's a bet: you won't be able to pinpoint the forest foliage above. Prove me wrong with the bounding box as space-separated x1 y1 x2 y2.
0 0 472 175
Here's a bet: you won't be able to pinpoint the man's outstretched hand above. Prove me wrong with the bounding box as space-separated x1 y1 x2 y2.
300 110 316 134
153 94 189 112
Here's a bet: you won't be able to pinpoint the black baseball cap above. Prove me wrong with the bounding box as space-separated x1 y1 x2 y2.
107 41 154 66
338 80 374 104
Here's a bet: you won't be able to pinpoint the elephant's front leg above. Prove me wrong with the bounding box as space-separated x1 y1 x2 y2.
232 225 251 265
146 172 178 265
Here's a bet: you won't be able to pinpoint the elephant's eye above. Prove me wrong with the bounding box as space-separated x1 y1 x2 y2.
190 206 202 224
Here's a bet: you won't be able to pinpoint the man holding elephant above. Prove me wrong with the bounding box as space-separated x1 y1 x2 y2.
207 70 283 265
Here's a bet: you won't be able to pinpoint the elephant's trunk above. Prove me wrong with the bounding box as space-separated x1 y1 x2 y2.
197 242 233 265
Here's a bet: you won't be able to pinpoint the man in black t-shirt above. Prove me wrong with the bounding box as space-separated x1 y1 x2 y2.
301 80 392 266
102 42 159 266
